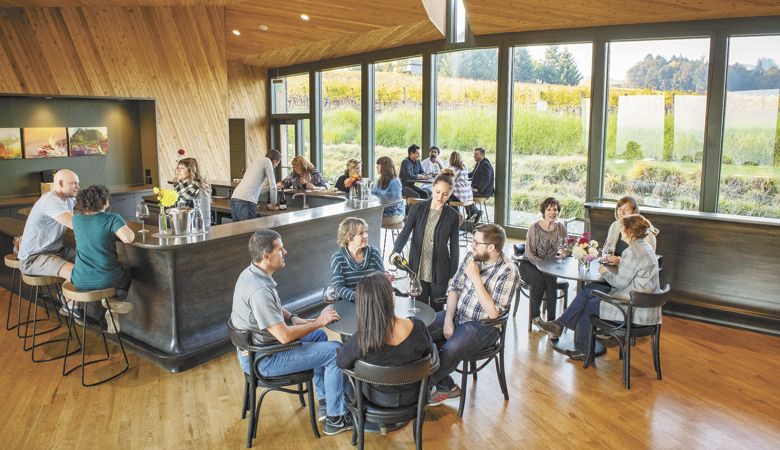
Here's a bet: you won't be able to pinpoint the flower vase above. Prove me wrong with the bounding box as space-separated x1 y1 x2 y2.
578 258 591 271
158 206 170 235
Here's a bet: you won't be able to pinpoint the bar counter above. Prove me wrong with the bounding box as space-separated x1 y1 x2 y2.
118 193 394 371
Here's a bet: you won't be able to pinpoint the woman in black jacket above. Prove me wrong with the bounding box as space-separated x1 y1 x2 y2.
391 174 460 311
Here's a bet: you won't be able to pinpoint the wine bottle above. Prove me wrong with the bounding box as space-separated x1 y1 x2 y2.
390 253 414 275
279 188 287 210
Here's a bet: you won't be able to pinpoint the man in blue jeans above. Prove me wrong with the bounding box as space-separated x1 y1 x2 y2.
230 229 352 435
427 224 519 405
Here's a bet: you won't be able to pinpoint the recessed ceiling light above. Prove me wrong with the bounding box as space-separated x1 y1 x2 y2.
300 14 310 21
232 29 241 36
258 24 269 31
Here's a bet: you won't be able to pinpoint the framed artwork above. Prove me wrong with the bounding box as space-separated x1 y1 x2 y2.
0 128 23 160
23 127 68 158
68 127 109 156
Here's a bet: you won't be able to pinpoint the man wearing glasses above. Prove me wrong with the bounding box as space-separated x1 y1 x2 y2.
426 223 519 405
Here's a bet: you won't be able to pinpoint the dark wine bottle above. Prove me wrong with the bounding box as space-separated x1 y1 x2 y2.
279 188 287 210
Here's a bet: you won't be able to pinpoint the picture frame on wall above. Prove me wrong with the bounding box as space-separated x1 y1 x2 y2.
23 127 68 158
68 127 109 156
0 128 23 160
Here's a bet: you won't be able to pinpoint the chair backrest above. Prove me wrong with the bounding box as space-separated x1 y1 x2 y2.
228 319 253 350
351 350 438 386
630 284 671 309
481 309 510 348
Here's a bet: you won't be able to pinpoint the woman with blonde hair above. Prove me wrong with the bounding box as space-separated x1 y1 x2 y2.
371 156 404 226
173 157 210 208
278 155 327 190
329 217 385 302
335 158 361 193
537 214 661 360
602 196 658 265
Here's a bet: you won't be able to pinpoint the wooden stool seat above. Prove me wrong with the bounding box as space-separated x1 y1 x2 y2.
405 197 424 206
4 254 20 269
22 274 64 287
62 282 116 304
381 222 404 230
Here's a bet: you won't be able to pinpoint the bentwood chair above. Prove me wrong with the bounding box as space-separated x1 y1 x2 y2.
510 249 569 328
584 284 671 389
454 309 510 417
228 320 319 448
343 346 439 450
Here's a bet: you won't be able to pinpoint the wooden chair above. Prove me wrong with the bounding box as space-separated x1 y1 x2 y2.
228 320 319 448
343 347 439 450
61 282 129 386
584 284 671 389
510 254 569 328
454 310 510 417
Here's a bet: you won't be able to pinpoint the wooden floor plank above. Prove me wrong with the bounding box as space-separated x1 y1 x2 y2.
0 283 779 449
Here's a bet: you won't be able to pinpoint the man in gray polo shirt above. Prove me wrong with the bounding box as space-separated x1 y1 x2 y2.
231 229 353 436
18 169 79 281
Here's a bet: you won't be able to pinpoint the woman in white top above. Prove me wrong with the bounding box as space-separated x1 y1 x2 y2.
602 196 657 265
444 151 476 219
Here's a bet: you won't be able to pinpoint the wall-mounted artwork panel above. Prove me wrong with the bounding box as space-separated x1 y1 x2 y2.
23 127 68 158
69 127 108 156
0 128 22 160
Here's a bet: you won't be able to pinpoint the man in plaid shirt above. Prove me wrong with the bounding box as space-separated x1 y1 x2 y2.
427 223 519 405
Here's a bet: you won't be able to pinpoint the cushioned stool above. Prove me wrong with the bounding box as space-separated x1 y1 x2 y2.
61 282 129 386
21 274 76 362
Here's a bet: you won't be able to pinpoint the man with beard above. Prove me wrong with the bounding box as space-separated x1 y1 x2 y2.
426 223 519 405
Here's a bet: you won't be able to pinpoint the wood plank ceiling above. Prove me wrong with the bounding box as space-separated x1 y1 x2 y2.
463 0 780 35
0 0 446 68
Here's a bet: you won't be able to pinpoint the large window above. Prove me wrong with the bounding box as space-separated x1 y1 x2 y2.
375 57 423 168
271 74 309 114
436 47 498 167
322 66 362 183
718 35 780 218
604 38 710 210
509 43 592 228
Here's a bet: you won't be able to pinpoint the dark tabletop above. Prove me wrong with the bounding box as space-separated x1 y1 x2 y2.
535 256 616 283
326 297 437 336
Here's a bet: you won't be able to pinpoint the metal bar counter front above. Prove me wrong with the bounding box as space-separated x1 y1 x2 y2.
586 202 780 336
118 193 393 371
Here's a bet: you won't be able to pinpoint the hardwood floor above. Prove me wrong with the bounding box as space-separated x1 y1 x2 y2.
1 285 779 449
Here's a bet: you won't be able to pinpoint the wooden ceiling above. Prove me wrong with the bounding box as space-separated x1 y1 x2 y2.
463 0 780 35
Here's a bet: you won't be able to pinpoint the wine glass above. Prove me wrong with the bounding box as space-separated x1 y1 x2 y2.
136 201 150 234
322 284 338 304
407 274 422 314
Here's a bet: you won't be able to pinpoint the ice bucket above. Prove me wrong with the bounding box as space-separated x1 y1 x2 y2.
166 207 194 235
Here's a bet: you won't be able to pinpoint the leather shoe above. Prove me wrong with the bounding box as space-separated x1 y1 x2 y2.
537 319 564 338
565 349 587 361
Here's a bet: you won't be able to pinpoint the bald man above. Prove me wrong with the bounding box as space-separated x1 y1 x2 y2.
18 169 80 282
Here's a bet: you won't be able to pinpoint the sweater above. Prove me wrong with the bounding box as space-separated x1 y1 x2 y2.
329 245 385 302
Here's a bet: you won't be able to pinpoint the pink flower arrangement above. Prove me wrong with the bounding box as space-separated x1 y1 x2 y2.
566 232 599 264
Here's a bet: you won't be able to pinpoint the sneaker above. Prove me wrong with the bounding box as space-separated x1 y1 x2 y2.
323 414 354 436
59 303 84 325
317 400 327 423
537 319 564 338
427 385 461 406
105 310 120 334
102 299 134 314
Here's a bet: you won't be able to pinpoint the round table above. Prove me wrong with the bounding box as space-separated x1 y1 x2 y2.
326 297 436 337
535 257 617 357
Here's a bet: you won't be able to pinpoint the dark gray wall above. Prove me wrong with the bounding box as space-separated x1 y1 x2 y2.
0 96 150 196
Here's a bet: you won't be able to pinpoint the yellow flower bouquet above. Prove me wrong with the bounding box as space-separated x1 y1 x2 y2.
153 187 179 234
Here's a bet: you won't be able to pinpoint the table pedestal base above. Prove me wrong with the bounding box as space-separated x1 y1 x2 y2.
550 331 605 357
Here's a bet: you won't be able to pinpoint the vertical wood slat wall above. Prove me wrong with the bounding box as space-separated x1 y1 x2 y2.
0 6 265 185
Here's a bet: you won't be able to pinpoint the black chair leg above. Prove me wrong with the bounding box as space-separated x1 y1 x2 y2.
472 360 477 381
356 411 365 450
624 338 632 390
512 289 520 318
253 389 274 442
245 382 256 448
297 383 305 407
241 380 250 419
653 327 663 380
306 380 320 438
458 362 468 418
5 268 17 331
497 352 509 401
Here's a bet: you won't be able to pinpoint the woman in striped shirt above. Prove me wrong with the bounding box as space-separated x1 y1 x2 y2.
329 217 385 302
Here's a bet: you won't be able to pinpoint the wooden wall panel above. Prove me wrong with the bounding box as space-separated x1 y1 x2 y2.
0 6 230 185
228 61 268 164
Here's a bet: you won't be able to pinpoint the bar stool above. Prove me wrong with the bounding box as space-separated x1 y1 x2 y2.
61 282 129 386
448 201 473 247
473 197 490 223
21 274 76 362
381 218 405 257
4 254 23 332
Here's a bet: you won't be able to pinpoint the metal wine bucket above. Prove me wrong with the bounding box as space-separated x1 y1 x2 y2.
166 207 194 235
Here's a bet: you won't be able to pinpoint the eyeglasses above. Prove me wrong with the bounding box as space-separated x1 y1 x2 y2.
472 241 490 246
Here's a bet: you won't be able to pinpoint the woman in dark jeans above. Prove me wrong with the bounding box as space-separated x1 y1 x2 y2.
390 174 460 311
520 197 569 328
336 272 433 407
